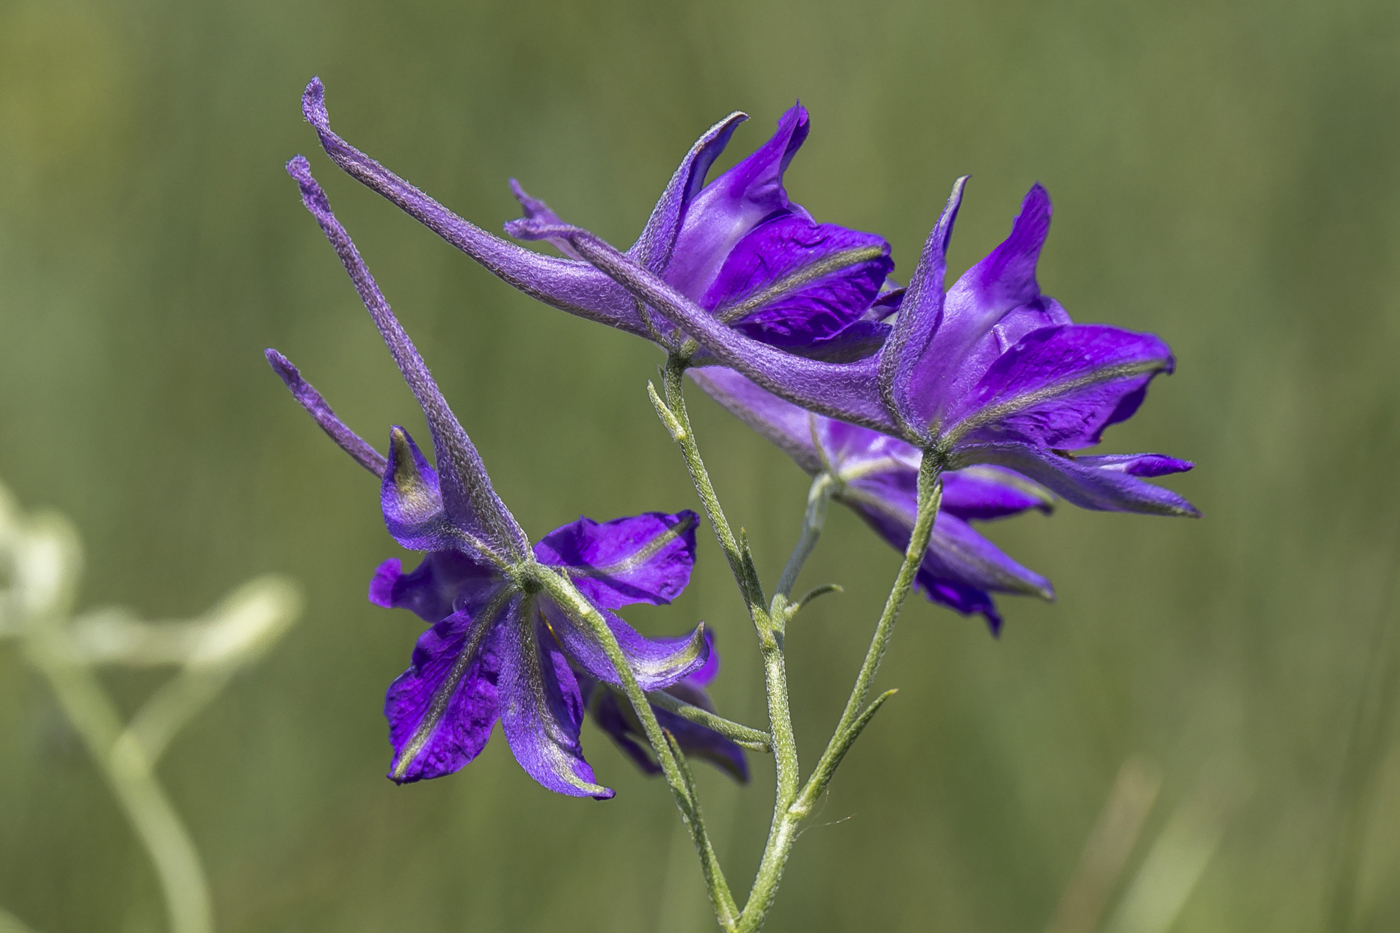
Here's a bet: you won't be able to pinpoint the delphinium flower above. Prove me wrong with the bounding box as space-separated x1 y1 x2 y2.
692 368 1054 634
268 155 717 798
510 180 1200 519
301 78 897 361
582 632 749 783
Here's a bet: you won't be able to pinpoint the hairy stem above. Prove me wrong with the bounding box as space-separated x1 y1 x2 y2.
773 474 836 611
737 453 943 932
536 568 739 930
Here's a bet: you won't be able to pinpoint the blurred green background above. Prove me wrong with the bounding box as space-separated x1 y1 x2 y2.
2 0 1399 930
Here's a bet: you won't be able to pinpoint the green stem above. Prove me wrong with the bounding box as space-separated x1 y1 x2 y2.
25 631 214 933
646 690 773 752
536 567 739 930
773 474 836 611
736 453 943 932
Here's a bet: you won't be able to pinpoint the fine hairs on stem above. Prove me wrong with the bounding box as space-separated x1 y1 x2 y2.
645 355 942 932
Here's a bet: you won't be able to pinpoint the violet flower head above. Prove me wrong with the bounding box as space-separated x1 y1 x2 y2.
302 78 895 361
268 156 711 798
582 632 749 783
513 179 1199 520
693 369 1053 634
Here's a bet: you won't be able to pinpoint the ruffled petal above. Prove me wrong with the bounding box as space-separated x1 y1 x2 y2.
666 103 811 298
704 215 893 349
943 324 1175 450
534 512 699 609
383 590 512 783
954 441 1200 516
302 78 652 338
539 597 707 692
369 550 502 625
939 465 1055 521
498 600 613 799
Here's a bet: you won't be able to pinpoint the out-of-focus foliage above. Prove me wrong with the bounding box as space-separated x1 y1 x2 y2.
0 0 1397 931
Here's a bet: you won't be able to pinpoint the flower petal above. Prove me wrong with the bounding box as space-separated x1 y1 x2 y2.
369 550 502 625
879 177 967 439
384 590 512 784
954 441 1200 516
705 216 893 349
302 78 651 338
581 675 662 776
904 184 1056 426
539 597 707 692
943 324 1175 450
666 103 810 297
508 219 896 433
265 349 387 476
939 465 1055 521
534 511 699 609
288 156 529 563
499 600 613 799
842 478 1055 631
380 426 455 553
628 111 749 274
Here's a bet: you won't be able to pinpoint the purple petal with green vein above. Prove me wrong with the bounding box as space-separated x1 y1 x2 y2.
534 511 699 609
499 604 612 799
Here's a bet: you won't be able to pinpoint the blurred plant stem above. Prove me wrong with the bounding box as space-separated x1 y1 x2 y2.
641 356 941 932
1047 758 1162 933
0 481 301 933
1326 522 1400 932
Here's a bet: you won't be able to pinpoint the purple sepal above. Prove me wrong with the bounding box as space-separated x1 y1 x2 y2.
706 216 892 348
539 598 707 692
385 597 510 784
381 426 457 553
691 367 1054 630
940 466 1055 521
534 511 699 609
954 442 1200 516
581 631 748 783
369 551 501 624
896 183 1051 429
665 103 811 298
499 605 613 799
945 325 1175 449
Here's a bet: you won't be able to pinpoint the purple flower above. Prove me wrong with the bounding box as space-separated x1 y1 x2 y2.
693 368 1053 634
510 180 1199 519
581 632 749 783
268 156 710 799
301 78 894 360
